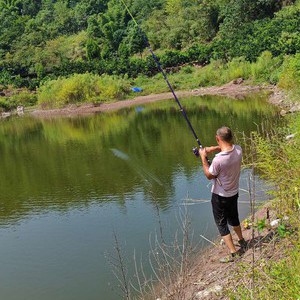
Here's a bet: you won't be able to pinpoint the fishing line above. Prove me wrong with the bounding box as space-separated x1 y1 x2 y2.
111 148 163 186
119 0 203 154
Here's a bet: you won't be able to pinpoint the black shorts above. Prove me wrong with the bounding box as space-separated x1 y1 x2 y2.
211 193 240 236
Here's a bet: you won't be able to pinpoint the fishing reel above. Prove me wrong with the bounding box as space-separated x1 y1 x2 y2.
192 147 199 157
192 147 211 165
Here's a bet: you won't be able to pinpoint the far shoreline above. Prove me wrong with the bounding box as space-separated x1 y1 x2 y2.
29 81 272 118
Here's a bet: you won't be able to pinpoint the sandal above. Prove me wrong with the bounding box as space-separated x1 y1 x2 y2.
219 255 234 263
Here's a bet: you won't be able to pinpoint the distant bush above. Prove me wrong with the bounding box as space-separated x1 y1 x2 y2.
251 51 282 84
0 70 13 88
212 2 300 62
276 32 300 56
10 90 37 107
186 44 212 64
0 98 13 112
193 52 284 87
278 53 300 101
221 57 252 83
160 50 189 68
37 73 130 108
196 60 224 86
181 65 194 74
0 90 37 112
195 57 251 87
126 44 212 78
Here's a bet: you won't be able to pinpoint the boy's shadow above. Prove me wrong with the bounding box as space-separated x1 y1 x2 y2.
236 231 277 253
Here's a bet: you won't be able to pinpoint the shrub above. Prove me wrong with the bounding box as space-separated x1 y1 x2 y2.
128 57 146 77
278 53 300 100
221 57 252 83
10 90 37 107
160 50 189 68
276 32 300 56
0 70 13 87
251 51 282 84
186 44 211 64
181 65 194 74
0 89 37 111
0 97 13 112
144 55 159 76
196 59 224 86
37 73 130 108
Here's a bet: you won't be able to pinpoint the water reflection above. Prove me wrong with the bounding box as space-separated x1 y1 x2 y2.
0 94 279 224
0 94 280 300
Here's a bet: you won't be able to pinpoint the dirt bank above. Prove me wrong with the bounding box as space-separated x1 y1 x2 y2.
268 86 300 115
29 81 269 118
154 204 292 300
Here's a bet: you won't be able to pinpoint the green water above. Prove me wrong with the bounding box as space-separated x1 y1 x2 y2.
0 95 279 300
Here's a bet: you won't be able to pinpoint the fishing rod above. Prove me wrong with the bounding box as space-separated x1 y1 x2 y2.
120 0 202 157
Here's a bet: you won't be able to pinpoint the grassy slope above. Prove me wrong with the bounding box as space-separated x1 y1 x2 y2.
225 113 300 299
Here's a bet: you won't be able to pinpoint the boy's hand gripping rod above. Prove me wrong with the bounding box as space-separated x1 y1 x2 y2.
120 0 204 158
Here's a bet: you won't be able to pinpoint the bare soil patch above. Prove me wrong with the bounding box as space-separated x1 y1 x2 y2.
155 205 292 300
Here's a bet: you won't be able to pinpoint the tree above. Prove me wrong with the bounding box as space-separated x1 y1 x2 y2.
86 38 100 60
19 0 42 17
91 0 129 56
119 22 146 57
74 0 107 30
0 6 27 58
0 0 22 13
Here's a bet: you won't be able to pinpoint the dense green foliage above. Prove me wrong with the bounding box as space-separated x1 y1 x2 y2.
0 89 37 112
0 0 300 90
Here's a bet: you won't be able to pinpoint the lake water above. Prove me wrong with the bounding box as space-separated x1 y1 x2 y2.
0 94 279 300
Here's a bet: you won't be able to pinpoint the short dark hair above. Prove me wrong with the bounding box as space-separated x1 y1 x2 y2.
216 126 233 143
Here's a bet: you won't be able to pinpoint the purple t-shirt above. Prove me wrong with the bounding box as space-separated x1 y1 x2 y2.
208 145 242 197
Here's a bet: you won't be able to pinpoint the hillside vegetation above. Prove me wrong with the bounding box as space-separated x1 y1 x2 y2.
0 0 300 110
0 0 299 86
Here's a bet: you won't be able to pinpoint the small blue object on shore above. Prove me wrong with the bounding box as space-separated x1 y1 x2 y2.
135 106 144 113
131 87 143 92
